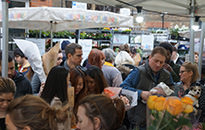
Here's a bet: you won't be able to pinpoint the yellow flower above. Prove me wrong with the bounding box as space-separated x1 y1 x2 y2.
148 96 193 130
154 96 166 111
181 97 194 113
147 95 158 110
183 104 193 113
103 27 110 30
165 97 184 116
181 97 194 105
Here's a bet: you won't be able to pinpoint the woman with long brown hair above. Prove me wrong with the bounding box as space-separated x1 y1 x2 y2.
86 65 108 95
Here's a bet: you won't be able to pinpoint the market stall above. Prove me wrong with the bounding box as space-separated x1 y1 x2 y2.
0 6 133 76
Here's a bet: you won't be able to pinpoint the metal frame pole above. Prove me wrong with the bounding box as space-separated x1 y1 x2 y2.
189 0 195 63
2 0 9 77
50 21 53 47
75 30 80 44
198 21 205 79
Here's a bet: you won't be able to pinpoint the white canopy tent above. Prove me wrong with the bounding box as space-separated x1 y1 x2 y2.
1 7 133 32
0 6 133 77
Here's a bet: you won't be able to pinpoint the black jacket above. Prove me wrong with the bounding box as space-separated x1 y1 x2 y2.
13 71 32 98
199 84 205 122
0 118 6 130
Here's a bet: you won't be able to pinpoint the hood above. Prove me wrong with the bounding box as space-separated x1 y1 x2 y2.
116 64 133 75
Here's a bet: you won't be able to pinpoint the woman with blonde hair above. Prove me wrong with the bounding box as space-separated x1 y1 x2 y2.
173 62 205 127
115 51 135 80
6 95 70 130
174 61 200 97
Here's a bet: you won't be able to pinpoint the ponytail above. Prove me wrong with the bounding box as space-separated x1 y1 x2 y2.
112 98 125 126
7 95 70 130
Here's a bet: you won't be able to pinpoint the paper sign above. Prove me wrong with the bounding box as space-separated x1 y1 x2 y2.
113 34 129 45
72 1 87 10
141 34 154 50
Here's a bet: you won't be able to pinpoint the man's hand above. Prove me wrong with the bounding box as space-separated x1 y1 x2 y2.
150 87 166 96
140 91 151 101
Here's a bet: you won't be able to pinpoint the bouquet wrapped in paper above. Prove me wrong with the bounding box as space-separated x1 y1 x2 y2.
103 87 138 110
147 96 196 130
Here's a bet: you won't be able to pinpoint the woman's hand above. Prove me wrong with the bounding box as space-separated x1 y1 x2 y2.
120 95 130 107
38 83 45 96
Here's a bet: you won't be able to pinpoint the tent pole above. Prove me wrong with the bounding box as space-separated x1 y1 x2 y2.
25 0 30 38
189 0 195 63
75 30 80 44
2 0 8 77
161 13 165 29
50 21 53 47
198 21 205 80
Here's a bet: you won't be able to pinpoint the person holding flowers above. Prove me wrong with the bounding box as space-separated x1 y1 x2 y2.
120 47 174 130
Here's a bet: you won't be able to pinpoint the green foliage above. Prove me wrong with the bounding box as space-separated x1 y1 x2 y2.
80 32 112 40
148 110 192 130
29 30 112 40
170 28 179 39
122 29 132 34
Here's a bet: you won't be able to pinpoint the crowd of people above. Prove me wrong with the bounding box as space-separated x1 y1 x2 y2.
0 41 204 130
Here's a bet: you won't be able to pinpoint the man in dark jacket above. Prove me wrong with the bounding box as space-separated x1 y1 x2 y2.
120 47 174 130
7 55 32 98
159 42 180 82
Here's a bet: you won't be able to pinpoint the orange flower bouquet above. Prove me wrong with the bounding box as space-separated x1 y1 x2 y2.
147 96 194 130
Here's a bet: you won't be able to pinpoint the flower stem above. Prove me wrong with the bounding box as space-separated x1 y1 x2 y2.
159 118 172 130
155 111 165 130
